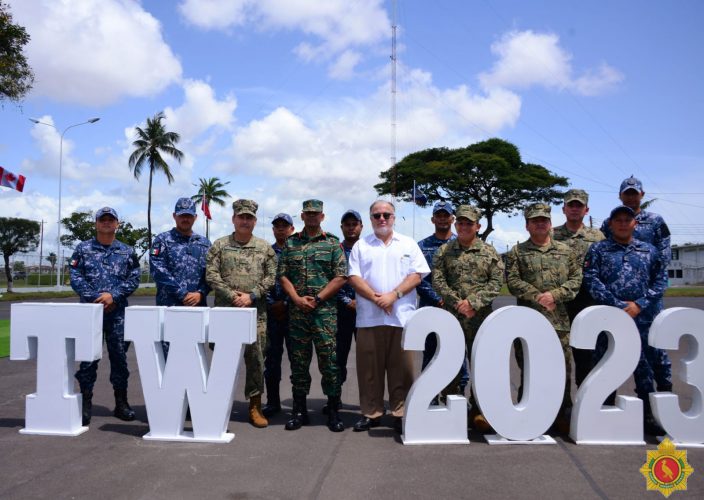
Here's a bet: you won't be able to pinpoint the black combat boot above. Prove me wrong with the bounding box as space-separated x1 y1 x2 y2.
285 394 309 431
81 389 93 426
643 399 665 436
113 388 136 421
262 379 282 417
326 396 345 432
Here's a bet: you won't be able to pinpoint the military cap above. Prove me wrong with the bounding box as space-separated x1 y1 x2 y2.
620 175 643 194
302 199 323 212
272 212 293 225
432 200 454 215
564 189 589 205
341 209 362 223
95 206 118 220
609 205 636 219
524 203 552 219
232 199 258 216
455 205 481 222
174 197 196 216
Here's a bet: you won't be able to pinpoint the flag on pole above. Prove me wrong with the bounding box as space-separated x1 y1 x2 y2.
0 166 26 192
412 185 428 207
201 196 212 220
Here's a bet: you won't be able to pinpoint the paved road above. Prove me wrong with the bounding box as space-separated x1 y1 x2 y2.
1 297 703 498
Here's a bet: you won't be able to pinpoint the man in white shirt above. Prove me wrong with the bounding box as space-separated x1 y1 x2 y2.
348 199 430 433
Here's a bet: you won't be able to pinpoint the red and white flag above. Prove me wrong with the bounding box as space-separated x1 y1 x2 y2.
0 166 26 192
201 197 212 220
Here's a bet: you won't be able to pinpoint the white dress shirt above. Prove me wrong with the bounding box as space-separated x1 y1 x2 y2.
348 231 430 328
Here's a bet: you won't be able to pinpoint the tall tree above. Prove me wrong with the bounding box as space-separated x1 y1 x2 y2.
46 252 57 274
375 138 569 240
0 1 34 104
0 217 39 292
61 211 150 258
191 176 231 239
128 111 183 249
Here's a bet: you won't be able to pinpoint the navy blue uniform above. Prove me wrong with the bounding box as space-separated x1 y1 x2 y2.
70 238 141 391
264 243 292 386
336 241 357 386
583 237 672 399
601 210 671 266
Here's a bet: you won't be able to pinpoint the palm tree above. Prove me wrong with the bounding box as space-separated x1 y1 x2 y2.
46 252 57 275
128 112 184 248
192 177 231 239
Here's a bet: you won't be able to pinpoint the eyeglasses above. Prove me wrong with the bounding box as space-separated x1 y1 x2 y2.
372 212 393 220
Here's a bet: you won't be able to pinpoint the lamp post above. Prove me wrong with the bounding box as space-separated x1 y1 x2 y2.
29 117 100 288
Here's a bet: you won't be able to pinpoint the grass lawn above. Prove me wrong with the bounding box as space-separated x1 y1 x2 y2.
0 320 9 358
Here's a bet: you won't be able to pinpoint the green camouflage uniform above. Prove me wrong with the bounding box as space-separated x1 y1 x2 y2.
278 227 347 398
432 224 504 395
206 209 276 400
506 203 582 409
552 224 605 266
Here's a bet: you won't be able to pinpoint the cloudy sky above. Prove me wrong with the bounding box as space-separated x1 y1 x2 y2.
1 0 703 258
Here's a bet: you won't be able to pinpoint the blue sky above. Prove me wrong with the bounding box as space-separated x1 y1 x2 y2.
1 0 703 258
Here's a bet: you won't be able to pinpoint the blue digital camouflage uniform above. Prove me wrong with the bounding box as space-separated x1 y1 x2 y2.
150 228 211 357
601 210 672 266
70 238 141 391
583 237 672 398
336 241 356 386
265 242 292 386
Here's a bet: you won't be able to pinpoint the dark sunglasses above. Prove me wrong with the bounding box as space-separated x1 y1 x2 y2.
372 212 393 220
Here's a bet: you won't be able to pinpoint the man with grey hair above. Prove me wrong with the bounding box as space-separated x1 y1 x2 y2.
348 199 429 433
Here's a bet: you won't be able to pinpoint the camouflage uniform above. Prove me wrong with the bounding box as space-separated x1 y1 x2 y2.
206 201 277 400
583 233 672 398
552 189 605 386
506 204 582 409
278 213 347 399
265 240 292 386
336 238 357 386
70 235 141 391
432 209 504 396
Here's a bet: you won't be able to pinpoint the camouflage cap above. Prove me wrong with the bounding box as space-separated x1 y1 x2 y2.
620 175 643 194
564 189 588 205
455 205 481 222
302 199 323 212
232 199 258 216
174 197 197 216
524 203 552 219
432 200 454 215
95 206 118 220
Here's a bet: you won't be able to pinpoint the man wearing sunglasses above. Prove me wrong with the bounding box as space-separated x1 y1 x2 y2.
348 200 430 434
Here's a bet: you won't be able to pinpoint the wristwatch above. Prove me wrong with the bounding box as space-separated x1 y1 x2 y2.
249 292 256 304
395 289 403 299
315 295 323 304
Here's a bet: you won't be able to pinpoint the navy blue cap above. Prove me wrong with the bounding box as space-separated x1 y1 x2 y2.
620 176 643 194
609 205 636 219
272 213 293 225
95 207 118 220
174 197 196 216
341 209 362 223
432 200 454 214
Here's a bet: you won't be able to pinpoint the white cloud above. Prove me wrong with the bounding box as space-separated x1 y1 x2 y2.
480 30 623 95
178 0 389 74
10 0 182 106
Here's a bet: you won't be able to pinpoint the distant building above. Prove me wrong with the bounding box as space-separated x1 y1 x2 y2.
668 243 704 285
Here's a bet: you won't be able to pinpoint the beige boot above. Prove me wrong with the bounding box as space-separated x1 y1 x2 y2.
249 394 268 428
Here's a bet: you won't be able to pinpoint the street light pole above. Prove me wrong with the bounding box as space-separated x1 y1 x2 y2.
29 117 100 288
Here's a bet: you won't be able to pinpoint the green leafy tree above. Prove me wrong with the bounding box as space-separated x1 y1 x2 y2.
191 176 231 239
0 217 39 292
46 252 57 274
375 138 569 240
128 111 184 249
61 211 150 258
0 1 34 104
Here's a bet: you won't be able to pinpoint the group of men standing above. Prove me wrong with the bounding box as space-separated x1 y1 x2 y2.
69 174 673 437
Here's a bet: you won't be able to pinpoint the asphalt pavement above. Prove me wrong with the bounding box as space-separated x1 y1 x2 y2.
1 296 703 499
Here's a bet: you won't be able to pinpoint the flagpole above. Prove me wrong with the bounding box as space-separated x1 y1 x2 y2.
413 179 416 239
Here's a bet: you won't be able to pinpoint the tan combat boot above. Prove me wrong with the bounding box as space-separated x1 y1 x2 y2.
249 394 268 428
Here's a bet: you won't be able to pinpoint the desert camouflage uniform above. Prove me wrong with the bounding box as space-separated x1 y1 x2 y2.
432 237 504 395
206 233 276 399
278 230 347 398
583 237 672 397
506 237 582 408
70 238 141 391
